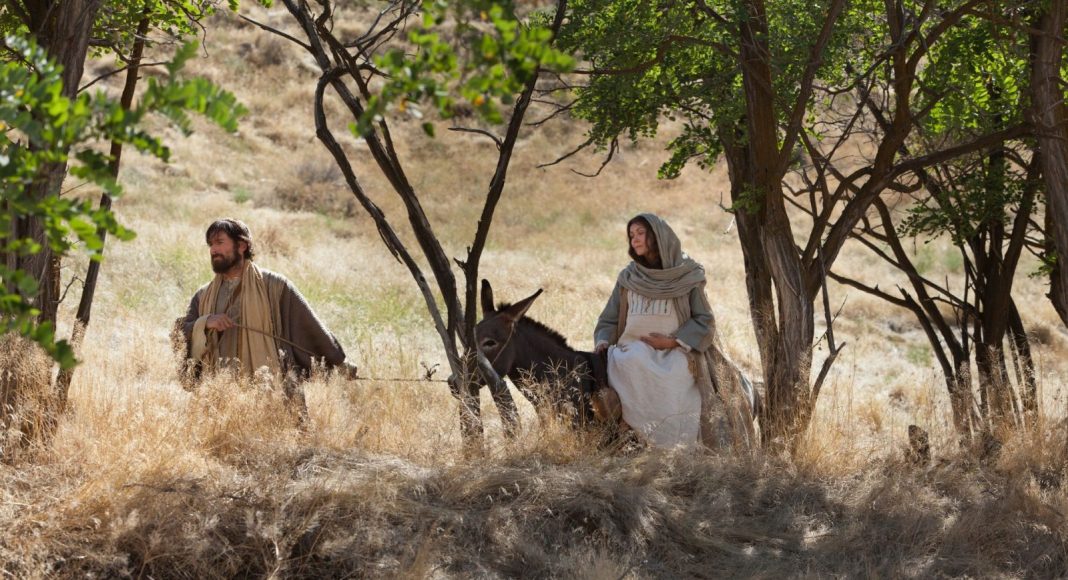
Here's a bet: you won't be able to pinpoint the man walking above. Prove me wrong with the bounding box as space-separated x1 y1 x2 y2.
178 218 353 416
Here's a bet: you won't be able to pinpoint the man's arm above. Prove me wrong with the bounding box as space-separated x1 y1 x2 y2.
180 292 202 350
278 278 347 373
174 290 206 387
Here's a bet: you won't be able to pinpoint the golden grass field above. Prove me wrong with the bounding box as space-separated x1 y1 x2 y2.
3 5 1068 578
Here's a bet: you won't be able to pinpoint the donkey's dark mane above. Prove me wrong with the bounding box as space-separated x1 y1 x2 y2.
496 302 576 352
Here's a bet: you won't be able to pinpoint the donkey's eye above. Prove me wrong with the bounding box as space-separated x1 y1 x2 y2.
481 339 499 350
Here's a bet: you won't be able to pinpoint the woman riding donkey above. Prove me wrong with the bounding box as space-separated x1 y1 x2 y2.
595 213 758 451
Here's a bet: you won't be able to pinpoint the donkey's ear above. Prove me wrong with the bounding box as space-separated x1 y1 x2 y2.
481 279 496 317
501 288 543 324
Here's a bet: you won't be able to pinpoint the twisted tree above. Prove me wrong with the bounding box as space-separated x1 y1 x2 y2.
251 0 572 451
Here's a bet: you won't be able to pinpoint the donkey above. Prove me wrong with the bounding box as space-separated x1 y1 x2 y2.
476 280 764 449
475 280 602 427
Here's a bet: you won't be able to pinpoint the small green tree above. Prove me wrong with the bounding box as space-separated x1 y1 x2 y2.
253 0 572 450
1 1 243 371
813 7 1043 446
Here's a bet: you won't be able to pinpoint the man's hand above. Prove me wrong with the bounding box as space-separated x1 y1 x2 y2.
205 313 236 332
594 342 609 355
640 332 678 350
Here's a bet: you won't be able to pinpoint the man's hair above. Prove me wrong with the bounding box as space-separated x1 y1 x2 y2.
206 218 255 260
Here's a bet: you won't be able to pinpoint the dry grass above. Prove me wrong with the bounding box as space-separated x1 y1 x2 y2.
2 4 1067 578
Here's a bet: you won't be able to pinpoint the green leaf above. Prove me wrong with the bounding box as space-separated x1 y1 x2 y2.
0 29 244 368
169 42 198 78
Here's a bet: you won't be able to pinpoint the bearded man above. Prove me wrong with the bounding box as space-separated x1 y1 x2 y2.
178 219 353 407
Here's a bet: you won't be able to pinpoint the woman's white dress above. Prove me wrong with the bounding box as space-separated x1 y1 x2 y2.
607 293 700 448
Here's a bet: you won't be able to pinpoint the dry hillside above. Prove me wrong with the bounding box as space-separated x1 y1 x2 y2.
2 4 1068 578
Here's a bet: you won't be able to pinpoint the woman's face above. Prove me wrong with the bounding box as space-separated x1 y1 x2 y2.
629 222 651 258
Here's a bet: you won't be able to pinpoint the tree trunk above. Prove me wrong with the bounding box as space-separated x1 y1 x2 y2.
971 218 1016 433
974 340 1016 432
735 0 815 452
14 0 102 326
721 138 776 397
1030 2 1068 330
1047 201 1068 327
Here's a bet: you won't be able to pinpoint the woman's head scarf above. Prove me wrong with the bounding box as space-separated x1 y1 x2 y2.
617 213 706 299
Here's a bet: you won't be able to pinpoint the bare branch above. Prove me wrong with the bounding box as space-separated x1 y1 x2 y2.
239 12 312 52
78 61 168 93
449 126 502 150
57 275 83 305
827 270 909 307
526 98 577 127
806 242 846 419
572 138 618 178
809 341 845 418
312 67 459 371
161 0 211 43
537 136 594 169
891 124 1031 179
315 0 333 29
347 1 394 47
692 0 731 27
348 1 418 54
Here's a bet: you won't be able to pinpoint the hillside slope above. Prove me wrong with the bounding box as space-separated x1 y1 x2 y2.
1 4 1067 578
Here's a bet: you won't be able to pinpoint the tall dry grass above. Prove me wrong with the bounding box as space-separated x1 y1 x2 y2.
2 4 1067 577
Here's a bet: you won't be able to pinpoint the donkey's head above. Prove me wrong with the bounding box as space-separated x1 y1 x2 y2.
475 279 542 377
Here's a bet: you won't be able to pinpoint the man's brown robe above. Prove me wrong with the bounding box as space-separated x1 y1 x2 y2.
179 268 346 381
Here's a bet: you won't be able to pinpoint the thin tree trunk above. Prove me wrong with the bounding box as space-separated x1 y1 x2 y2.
276 0 567 450
722 139 777 405
972 220 1015 433
54 13 152 410
1007 299 1038 426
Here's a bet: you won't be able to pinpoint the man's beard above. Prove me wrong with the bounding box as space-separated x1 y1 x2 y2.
211 249 241 273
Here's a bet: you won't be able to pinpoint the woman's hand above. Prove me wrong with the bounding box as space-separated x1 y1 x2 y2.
640 332 678 350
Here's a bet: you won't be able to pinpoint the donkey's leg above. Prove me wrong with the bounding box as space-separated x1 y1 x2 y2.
449 375 485 455
512 381 543 412
475 357 520 438
488 380 520 439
